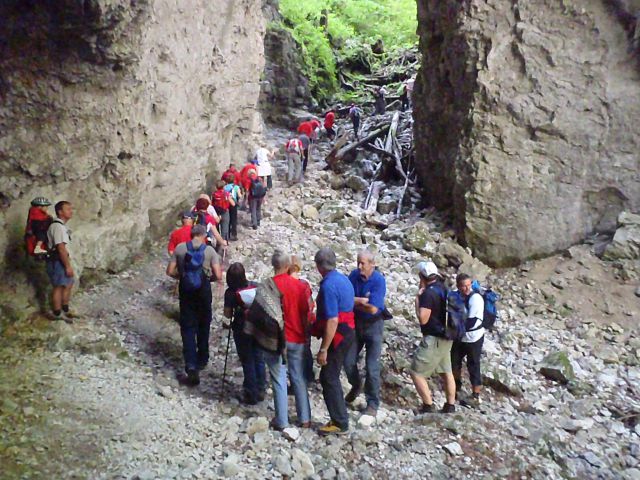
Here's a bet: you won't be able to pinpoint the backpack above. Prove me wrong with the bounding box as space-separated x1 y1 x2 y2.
232 284 257 329
250 179 267 199
242 278 284 354
212 189 230 213
286 139 302 155
466 280 500 331
24 208 53 257
181 241 207 292
445 289 467 342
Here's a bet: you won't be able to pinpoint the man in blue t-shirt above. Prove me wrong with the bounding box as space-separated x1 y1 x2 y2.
344 250 387 416
313 247 355 436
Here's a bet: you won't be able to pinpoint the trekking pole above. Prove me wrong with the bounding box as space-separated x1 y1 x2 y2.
221 323 232 395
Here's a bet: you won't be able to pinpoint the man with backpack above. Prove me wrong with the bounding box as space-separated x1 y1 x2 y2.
349 104 362 140
285 136 304 184
450 273 485 408
410 261 456 414
212 180 234 242
311 247 355 435
45 201 76 323
248 172 267 230
166 224 222 386
223 174 242 241
344 250 387 417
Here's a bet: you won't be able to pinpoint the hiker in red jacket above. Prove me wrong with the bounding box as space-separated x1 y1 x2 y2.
324 111 336 140
221 163 241 185
240 162 258 210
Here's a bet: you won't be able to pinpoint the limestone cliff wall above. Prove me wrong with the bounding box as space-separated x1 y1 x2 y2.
414 0 640 267
0 0 266 282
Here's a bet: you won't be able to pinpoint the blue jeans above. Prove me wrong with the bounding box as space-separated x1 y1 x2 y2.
233 329 266 401
286 342 311 424
344 319 384 410
261 349 289 428
178 283 212 373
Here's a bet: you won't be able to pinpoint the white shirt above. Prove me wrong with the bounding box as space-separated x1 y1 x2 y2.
462 292 484 343
255 147 272 176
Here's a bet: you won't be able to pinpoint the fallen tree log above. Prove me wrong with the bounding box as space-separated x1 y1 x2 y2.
364 180 385 215
325 123 390 170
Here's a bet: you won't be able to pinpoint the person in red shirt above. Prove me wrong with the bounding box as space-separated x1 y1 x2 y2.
239 162 258 210
221 163 241 185
324 111 336 140
290 254 316 383
297 120 314 138
193 198 227 248
263 250 311 429
167 211 195 255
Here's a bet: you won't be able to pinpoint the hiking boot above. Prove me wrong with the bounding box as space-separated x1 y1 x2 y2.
414 403 435 415
196 362 207 371
344 385 361 403
299 421 312 429
318 421 348 436
257 390 266 402
62 308 80 319
440 403 456 414
362 405 377 417
186 370 200 386
240 392 258 406
61 313 74 325
460 393 481 409
269 418 286 432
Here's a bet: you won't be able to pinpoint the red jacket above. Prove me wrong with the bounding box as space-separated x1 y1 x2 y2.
297 121 313 137
324 112 335 129
240 163 258 191
273 273 309 344
222 167 241 185
310 119 321 130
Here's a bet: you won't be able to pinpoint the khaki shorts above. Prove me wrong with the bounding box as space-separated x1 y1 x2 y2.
411 336 453 377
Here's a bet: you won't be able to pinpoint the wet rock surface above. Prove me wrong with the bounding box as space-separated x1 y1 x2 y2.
0 125 639 479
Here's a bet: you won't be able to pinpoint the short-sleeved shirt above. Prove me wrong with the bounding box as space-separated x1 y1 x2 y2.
273 273 309 344
317 269 355 321
168 225 192 254
348 269 386 323
171 241 219 278
461 292 484 343
47 219 71 254
418 281 447 338
255 148 272 176
298 134 310 149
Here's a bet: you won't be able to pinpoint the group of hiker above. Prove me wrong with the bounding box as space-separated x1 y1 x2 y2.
23 92 495 436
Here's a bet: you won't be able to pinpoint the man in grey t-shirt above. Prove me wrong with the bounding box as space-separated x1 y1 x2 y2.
46 201 75 323
166 224 221 386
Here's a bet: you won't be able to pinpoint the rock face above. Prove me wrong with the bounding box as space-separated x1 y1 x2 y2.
0 1 266 282
259 2 312 124
414 0 640 267
603 211 640 260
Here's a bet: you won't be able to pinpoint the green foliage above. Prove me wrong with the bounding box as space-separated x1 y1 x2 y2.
278 0 417 101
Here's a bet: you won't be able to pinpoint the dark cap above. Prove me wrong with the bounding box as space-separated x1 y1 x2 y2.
182 210 195 219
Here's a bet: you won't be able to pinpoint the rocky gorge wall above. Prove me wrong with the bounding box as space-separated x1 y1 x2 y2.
0 0 267 286
414 0 640 267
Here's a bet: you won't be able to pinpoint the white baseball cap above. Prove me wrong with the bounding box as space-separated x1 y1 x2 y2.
418 261 439 278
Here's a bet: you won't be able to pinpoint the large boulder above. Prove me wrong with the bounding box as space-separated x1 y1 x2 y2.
603 212 640 260
414 0 640 267
539 351 575 384
402 222 436 254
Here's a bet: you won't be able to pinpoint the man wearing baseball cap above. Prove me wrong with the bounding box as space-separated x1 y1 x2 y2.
167 211 195 255
410 261 456 414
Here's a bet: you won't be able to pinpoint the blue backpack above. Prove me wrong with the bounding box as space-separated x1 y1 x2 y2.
182 241 206 292
469 280 500 331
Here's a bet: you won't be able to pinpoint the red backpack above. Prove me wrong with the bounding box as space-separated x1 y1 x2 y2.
212 189 230 213
24 207 53 257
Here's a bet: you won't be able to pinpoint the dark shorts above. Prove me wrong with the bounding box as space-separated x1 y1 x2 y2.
46 260 74 287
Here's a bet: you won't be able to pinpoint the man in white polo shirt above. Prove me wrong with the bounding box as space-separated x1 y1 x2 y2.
451 273 485 408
